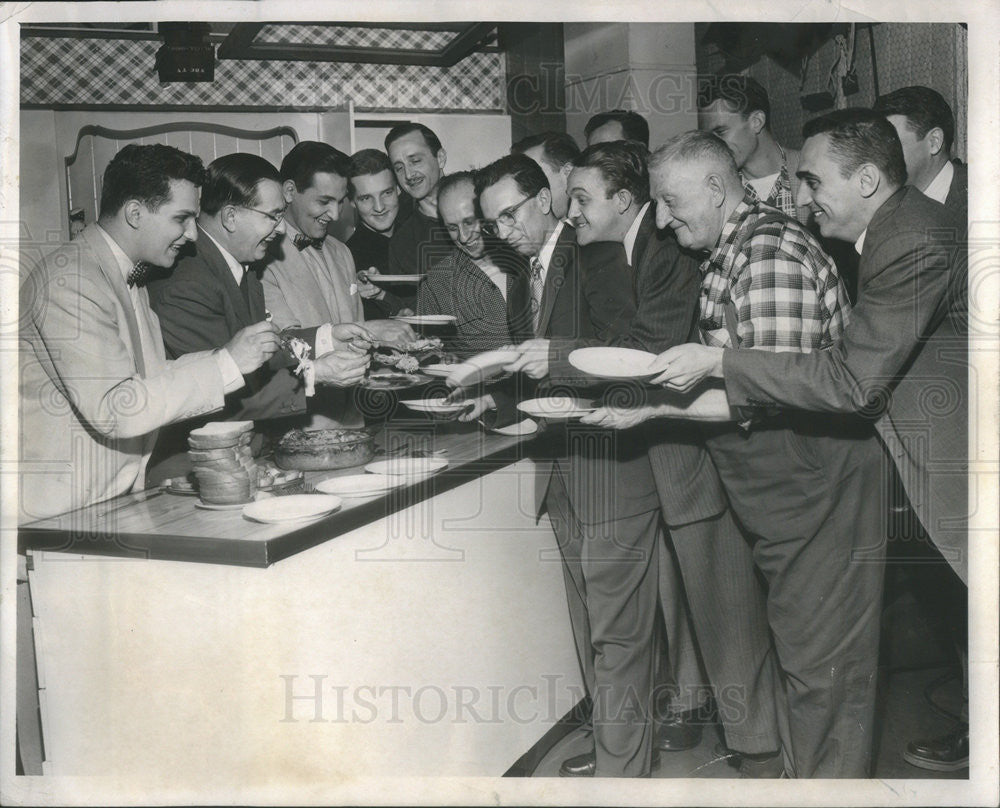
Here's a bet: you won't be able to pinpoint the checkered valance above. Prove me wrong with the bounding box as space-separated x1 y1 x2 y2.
20 36 505 110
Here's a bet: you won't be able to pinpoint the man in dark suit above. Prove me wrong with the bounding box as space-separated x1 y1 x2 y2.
564 141 782 774
147 153 372 476
416 172 523 358
474 154 686 778
875 85 968 222
645 112 968 774
873 86 970 771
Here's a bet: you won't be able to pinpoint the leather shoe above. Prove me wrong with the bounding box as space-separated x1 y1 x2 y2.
558 751 662 777
903 723 969 771
655 708 704 751
715 743 784 778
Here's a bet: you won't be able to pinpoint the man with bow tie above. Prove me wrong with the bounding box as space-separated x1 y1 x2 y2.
147 153 373 473
18 144 279 522
260 142 415 427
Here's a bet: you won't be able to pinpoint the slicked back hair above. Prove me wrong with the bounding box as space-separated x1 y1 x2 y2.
697 74 772 130
384 122 443 156
99 143 205 219
347 149 394 199
511 131 581 171
874 85 955 154
584 110 650 148
437 171 475 204
572 141 651 205
279 141 351 192
200 152 280 216
649 130 740 184
802 108 907 188
474 154 549 199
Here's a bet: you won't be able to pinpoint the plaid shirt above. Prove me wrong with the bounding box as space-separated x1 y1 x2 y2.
699 195 851 352
742 147 797 220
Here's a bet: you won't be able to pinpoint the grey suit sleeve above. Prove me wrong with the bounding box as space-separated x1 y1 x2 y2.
724 224 962 414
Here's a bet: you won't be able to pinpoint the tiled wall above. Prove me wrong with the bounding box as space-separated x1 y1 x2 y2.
20 36 505 111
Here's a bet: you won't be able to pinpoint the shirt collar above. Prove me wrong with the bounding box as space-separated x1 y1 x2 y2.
95 224 135 281
922 160 954 205
199 226 246 287
854 228 867 255
537 219 565 272
622 202 650 266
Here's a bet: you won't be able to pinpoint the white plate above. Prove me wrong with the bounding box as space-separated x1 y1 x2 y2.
490 418 539 436
365 274 426 284
401 397 469 415
446 348 520 388
421 363 458 378
242 494 341 523
394 314 457 326
568 347 660 380
364 457 449 476
517 397 598 420
314 474 405 498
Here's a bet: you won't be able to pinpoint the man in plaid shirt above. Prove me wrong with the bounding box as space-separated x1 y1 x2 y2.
584 130 885 778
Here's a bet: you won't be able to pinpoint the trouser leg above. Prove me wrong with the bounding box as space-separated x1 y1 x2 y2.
668 509 780 753
750 443 885 778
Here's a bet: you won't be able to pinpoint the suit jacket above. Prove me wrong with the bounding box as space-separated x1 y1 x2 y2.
416 247 516 358
261 231 365 429
148 231 311 423
346 221 407 318
551 207 728 526
723 187 968 581
945 160 968 224
522 224 660 524
19 225 225 521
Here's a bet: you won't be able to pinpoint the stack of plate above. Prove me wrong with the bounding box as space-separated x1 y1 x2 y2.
188 421 257 505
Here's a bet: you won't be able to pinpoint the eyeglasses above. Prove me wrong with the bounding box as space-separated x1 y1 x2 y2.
240 206 285 224
481 194 535 236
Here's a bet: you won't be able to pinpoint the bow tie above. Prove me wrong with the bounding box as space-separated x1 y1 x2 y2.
294 233 325 251
126 262 148 287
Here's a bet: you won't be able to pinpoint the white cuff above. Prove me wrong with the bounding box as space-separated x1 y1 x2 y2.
215 348 245 394
315 323 335 356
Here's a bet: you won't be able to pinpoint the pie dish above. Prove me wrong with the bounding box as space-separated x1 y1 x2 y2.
274 428 376 471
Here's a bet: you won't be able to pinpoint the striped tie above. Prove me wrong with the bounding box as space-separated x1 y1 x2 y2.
529 256 544 333
126 261 147 287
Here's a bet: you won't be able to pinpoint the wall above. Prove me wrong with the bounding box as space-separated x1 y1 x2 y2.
563 23 698 149
697 23 967 158
20 35 505 112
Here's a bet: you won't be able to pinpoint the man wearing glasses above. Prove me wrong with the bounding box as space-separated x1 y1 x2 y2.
476 155 665 778
147 152 372 476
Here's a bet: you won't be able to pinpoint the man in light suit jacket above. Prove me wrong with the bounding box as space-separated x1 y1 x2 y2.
476 154 688 778
148 153 372 473
561 142 782 774
261 142 412 427
19 144 279 523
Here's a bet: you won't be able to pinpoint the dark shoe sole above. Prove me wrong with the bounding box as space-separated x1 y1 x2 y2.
902 750 969 772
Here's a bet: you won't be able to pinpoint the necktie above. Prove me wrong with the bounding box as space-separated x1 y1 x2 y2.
126 261 147 288
529 256 544 333
239 267 253 308
294 233 325 251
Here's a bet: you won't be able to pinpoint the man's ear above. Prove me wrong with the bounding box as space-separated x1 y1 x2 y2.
856 163 881 199
615 188 634 214
123 199 143 229
220 205 238 233
925 126 945 157
536 186 553 215
282 180 297 205
747 110 767 135
436 148 447 172
706 173 727 208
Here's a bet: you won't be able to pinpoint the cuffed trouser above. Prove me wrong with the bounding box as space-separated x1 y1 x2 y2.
546 470 664 777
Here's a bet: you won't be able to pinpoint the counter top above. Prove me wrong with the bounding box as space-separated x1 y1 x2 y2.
19 419 538 568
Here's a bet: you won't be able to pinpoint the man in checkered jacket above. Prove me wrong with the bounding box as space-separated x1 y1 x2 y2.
585 129 886 778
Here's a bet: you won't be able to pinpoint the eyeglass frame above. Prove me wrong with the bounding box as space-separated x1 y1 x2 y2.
239 205 286 224
480 193 536 237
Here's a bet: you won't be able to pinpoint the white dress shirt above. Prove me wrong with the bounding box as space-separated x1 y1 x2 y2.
623 202 651 266
922 160 955 205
